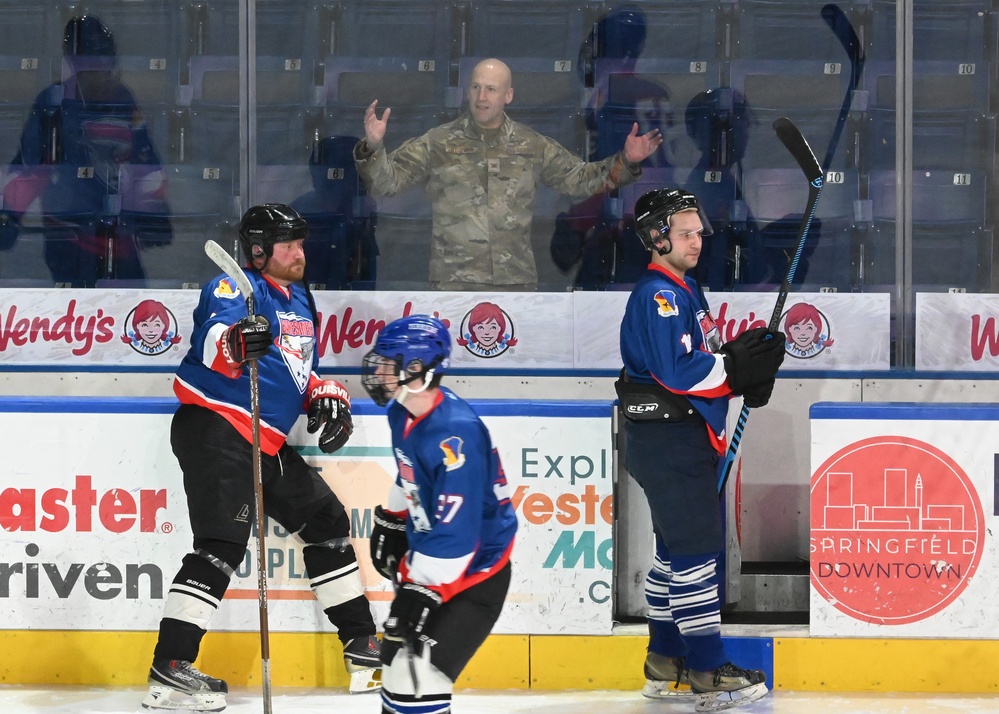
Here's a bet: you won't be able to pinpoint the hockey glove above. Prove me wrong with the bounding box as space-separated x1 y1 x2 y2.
370 505 408 581
719 327 785 393
740 377 775 409
384 582 442 643
306 379 353 453
221 315 272 368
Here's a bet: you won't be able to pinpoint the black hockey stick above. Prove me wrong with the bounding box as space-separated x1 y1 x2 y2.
820 3 866 173
204 239 274 714
716 119 823 495
388 561 422 699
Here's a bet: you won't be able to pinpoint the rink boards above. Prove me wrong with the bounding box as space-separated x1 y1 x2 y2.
4 397 999 693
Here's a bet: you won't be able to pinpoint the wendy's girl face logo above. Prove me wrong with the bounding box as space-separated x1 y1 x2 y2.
456 302 517 358
810 436 985 625
780 302 834 359
120 299 182 356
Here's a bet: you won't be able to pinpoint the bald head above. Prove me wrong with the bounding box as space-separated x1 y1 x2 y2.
468 58 513 129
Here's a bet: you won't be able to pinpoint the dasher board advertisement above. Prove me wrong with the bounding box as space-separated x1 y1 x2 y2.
809 402 999 638
0 397 613 635
0 288 888 372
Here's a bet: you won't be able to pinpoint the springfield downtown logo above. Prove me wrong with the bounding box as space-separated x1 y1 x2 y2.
810 436 985 625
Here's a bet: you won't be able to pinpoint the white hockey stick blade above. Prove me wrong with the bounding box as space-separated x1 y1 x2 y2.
204 239 254 298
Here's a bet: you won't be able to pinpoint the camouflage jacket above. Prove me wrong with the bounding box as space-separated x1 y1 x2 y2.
354 112 641 286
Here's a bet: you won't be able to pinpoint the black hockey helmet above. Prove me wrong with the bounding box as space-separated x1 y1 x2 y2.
237 203 309 267
634 188 713 255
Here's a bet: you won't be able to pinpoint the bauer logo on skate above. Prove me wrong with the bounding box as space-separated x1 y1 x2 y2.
809 436 985 625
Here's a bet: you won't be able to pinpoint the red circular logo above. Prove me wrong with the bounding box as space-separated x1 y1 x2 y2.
810 436 985 625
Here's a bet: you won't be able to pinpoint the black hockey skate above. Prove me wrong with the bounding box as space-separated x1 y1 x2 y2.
141 658 228 712
641 652 694 699
343 635 382 694
689 661 769 711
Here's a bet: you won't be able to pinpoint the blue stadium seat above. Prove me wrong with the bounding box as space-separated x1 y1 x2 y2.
865 169 988 289
864 58 989 116
202 0 321 60
331 0 453 66
324 57 449 153
596 1 729 61
465 0 591 62
259 140 375 289
364 187 432 290
592 58 724 167
736 0 869 61
122 164 239 286
452 57 586 155
0 1 58 64
0 57 48 165
865 108 994 173
729 60 862 173
187 55 318 165
870 0 992 63
74 0 184 67
741 167 860 290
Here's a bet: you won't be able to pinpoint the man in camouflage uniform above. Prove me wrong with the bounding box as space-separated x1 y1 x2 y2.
353 58 663 291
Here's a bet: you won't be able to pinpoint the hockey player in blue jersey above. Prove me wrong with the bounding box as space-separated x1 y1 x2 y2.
617 188 784 711
361 315 518 714
142 205 380 712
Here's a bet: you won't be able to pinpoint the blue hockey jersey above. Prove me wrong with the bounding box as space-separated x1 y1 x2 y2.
385 388 518 601
174 269 322 455
620 263 732 453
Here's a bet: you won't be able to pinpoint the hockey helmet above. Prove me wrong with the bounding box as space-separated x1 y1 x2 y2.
237 204 309 267
634 188 713 255
361 315 452 406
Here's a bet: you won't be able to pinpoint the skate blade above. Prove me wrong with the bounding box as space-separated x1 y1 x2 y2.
348 666 382 694
694 682 769 712
641 679 696 700
141 685 227 712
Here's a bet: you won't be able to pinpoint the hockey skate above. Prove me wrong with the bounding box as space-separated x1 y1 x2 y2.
343 635 382 694
688 662 769 712
641 652 694 699
141 658 228 712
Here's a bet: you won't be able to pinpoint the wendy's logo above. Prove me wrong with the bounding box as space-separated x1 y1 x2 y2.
457 302 517 358
121 299 182 356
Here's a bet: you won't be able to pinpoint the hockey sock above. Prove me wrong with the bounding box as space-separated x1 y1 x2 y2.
153 549 234 661
669 553 725 672
646 537 686 658
301 512 373 642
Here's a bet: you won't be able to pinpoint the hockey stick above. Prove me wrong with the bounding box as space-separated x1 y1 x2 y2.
388 561 422 699
820 3 867 173
716 119 823 495
203 239 273 714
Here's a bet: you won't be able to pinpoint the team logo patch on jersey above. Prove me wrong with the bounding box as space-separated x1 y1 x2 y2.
440 437 466 471
457 301 518 358
213 278 241 300
653 290 679 318
275 310 316 393
120 299 183 356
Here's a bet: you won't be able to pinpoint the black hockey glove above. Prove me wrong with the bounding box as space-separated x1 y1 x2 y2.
719 327 785 393
740 377 776 409
370 505 408 580
384 582 442 643
221 315 272 367
306 379 353 453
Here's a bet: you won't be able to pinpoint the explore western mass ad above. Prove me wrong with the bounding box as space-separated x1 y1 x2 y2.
0 398 614 636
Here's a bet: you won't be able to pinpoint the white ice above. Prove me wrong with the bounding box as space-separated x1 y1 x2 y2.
0 687 996 714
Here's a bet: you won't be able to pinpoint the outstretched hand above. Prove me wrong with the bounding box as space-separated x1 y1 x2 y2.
363 100 391 152
623 122 663 164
